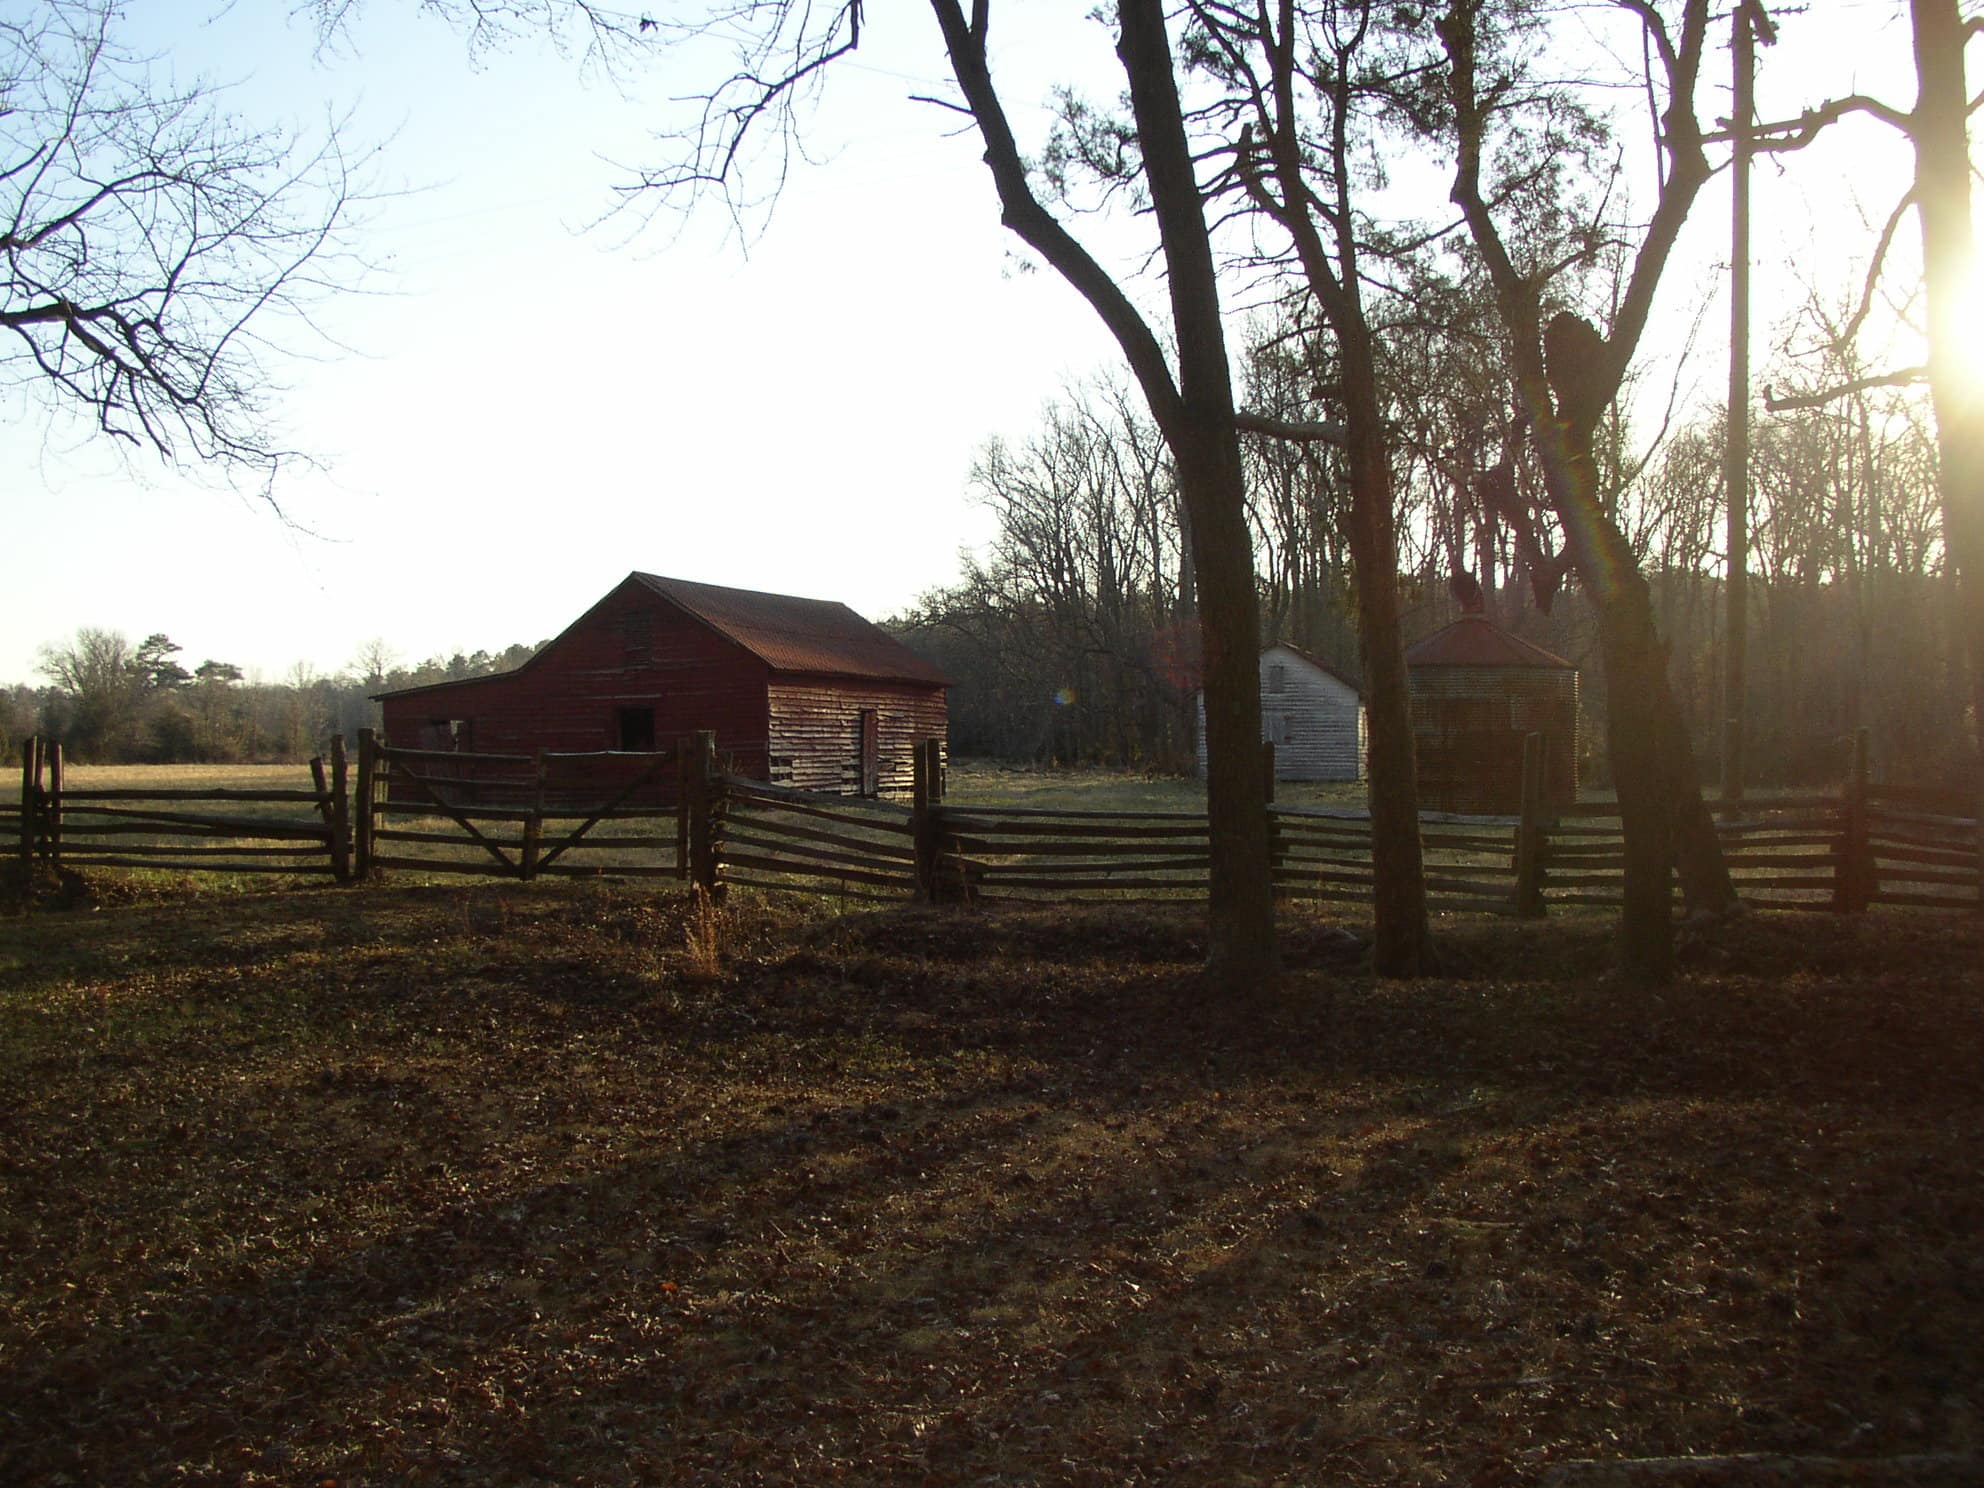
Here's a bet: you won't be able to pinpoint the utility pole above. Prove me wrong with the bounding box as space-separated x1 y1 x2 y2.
1722 0 1775 804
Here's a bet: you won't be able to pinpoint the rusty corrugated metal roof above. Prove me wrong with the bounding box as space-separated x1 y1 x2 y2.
634 573 952 686
1405 615 1574 669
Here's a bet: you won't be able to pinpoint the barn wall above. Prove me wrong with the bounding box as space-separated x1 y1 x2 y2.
767 679 948 799
1195 648 1366 782
381 580 773 771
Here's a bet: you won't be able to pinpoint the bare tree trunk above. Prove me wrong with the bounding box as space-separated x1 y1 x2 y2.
1909 0 1984 762
928 0 1277 983
1117 0 1277 982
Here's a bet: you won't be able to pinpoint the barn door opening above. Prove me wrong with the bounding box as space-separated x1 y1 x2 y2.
617 706 656 752
858 708 880 797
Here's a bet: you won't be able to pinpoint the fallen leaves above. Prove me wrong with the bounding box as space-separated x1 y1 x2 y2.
0 886 1978 1485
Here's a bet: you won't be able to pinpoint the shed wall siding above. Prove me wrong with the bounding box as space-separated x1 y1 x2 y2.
767 679 948 799
1195 647 1366 782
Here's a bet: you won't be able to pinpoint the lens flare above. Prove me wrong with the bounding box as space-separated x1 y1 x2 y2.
1938 255 1984 410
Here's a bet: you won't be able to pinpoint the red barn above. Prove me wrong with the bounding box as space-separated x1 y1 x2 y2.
375 573 949 798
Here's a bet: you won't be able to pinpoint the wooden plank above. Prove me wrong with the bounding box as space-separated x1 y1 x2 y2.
38 842 326 859
1872 866 1980 888
374 828 526 849
1717 851 1838 869
943 819 1210 842
718 850 914 890
542 834 675 852
723 776 914 819
52 808 333 840
726 792 915 835
368 854 517 876
722 871 905 902
947 832 1209 857
939 803 1207 823
542 748 680 762
720 816 917 862
536 861 683 879
967 854 1212 877
969 874 1210 891
538 807 678 822
719 829 916 875
56 856 335 875
379 745 534 766
56 788 331 803
1872 889 1979 907
1867 804 1979 830
1870 842 1979 868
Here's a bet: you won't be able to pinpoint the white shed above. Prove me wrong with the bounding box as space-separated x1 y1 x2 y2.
1196 644 1367 782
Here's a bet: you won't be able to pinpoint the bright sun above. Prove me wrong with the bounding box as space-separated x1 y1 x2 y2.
1933 250 1984 407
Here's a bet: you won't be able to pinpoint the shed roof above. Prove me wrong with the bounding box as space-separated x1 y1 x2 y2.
1405 615 1574 670
633 573 950 686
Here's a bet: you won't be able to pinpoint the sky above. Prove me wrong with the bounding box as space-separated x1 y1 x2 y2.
0 0 1947 687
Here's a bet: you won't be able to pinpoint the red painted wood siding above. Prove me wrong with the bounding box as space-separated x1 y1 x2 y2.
382 582 771 770
380 577 948 799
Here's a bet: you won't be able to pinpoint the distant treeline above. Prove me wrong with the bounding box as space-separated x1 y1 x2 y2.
5 633 543 765
889 355 1972 791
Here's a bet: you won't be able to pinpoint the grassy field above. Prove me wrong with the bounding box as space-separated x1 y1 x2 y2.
0 873 1978 1486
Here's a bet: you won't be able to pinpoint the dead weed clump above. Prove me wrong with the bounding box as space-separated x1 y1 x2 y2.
0 882 1978 1487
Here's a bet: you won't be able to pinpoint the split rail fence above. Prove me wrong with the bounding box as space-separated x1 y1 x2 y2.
11 729 1980 919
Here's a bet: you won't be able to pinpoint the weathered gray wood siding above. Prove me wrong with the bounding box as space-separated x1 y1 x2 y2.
1196 646 1366 782
767 679 948 799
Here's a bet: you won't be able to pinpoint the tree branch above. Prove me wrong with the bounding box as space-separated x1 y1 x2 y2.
1763 365 1928 412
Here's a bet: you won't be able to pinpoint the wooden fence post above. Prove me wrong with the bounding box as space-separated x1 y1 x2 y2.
328 734 351 883
309 753 335 878
1262 740 1281 896
686 729 718 895
45 740 62 866
354 728 377 881
1513 731 1547 918
1835 727 1872 914
912 737 951 902
18 736 40 868
912 740 933 901
521 750 546 881
676 739 690 882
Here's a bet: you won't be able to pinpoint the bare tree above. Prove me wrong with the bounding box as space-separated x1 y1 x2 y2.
1439 0 1735 980
37 624 140 759
2 0 368 488
349 0 1283 980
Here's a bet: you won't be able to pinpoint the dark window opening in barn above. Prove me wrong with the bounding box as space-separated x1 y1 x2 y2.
858 708 880 797
622 610 652 668
450 719 474 751
1266 663 1287 694
617 706 656 752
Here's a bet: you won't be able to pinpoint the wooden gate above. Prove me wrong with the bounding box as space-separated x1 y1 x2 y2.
357 734 684 880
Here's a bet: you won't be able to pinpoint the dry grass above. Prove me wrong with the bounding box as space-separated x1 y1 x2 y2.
1 879 1979 1486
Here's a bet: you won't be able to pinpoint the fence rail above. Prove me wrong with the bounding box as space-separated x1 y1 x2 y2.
13 735 346 880
13 730 1981 921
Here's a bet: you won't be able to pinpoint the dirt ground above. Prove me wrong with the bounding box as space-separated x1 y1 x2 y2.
0 875 1979 1485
